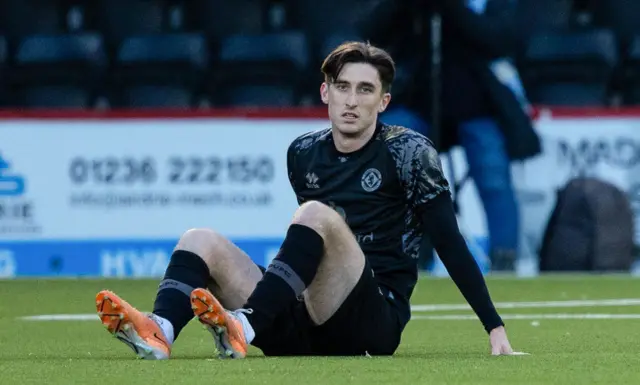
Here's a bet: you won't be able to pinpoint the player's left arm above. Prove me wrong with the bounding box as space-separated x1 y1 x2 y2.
399 135 514 355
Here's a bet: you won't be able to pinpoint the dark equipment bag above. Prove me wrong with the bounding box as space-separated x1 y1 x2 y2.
540 177 635 271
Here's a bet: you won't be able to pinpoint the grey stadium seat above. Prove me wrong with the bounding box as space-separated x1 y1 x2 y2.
521 29 618 106
9 33 107 108
111 33 208 108
84 0 169 50
0 0 66 48
622 35 640 105
211 31 310 106
183 0 267 42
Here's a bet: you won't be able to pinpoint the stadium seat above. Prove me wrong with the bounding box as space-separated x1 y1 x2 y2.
218 32 309 71
119 85 194 108
0 36 6 74
622 35 640 105
183 0 266 42
0 0 66 48
111 34 208 107
12 33 107 81
515 0 573 36
84 0 168 50
513 0 575 58
9 33 107 107
114 34 208 82
521 29 618 106
591 0 640 49
319 33 364 60
16 86 94 108
211 31 310 106
0 36 7 106
225 85 297 107
285 0 378 45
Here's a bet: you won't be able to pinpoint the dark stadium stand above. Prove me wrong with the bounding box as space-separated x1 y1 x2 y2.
0 0 66 50
183 0 268 43
284 0 373 45
515 0 574 41
591 0 640 50
85 0 169 52
9 33 107 108
623 35 640 105
111 34 209 108
117 85 195 108
212 31 311 107
0 0 637 109
0 35 6 106
520 28 618 106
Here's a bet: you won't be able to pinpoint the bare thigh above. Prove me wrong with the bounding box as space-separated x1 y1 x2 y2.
174 228 263 310
292 202 366 326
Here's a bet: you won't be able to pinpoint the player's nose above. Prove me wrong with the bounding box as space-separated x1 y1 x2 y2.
345 92 357 107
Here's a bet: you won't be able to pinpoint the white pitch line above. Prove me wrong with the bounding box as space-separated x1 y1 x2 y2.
20 314 98 321
413 314 640 321
19 313 640 322
411 298 640 312
17 298 640 321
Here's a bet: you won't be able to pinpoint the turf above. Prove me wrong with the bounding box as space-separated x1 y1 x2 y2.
1 275 639 384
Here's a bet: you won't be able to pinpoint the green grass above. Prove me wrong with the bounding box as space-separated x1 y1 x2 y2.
1 275 640 384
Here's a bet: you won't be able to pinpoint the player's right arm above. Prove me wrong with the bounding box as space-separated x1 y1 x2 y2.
286 140 304 206
286 129 330 206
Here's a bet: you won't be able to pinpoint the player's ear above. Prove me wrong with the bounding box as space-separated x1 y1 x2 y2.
378 92 391 113
320 82 329 104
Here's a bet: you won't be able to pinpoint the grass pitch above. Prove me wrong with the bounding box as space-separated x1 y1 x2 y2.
1 275 639 384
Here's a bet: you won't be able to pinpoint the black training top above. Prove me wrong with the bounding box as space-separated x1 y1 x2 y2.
287 122 503 333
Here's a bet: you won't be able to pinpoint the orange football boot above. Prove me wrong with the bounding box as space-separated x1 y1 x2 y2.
96 290 171 360
190 288 249 358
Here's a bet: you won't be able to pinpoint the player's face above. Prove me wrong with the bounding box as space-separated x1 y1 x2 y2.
320 62 391 138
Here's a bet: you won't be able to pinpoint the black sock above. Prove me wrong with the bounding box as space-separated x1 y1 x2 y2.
152 250 210 340
243 224 324 336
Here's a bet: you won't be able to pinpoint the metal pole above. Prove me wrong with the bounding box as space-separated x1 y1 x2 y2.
430 12 442 150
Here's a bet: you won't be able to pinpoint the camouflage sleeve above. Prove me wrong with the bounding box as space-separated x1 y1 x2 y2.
387 130 450 211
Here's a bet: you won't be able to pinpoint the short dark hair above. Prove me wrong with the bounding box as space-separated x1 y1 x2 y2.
321 41 395 93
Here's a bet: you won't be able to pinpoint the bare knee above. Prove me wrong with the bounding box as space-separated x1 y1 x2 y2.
291 200 344 238
174 228 226 270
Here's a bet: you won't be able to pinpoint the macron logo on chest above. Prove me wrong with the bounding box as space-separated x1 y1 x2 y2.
305 172 320 189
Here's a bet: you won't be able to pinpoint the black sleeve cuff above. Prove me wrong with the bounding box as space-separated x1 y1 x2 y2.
420 192 504 333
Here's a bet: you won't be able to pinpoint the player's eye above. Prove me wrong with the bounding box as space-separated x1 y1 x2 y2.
360 86 374 93
336 83 349 91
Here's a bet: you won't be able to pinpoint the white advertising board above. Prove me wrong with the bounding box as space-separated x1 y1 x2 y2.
449 113 640 270
0 118 328 241
0 111 638 277
514 114 640 256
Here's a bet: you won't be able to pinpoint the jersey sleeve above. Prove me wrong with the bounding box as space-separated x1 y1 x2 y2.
388 130 450 212
286 141 296 191
286 140 304 205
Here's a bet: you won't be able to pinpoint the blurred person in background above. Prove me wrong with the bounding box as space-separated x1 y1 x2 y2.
360 0 541 272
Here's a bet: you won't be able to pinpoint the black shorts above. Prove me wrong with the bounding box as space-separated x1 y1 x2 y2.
251 258 404 356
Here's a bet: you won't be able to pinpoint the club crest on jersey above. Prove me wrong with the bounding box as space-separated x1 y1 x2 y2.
361 168 382 192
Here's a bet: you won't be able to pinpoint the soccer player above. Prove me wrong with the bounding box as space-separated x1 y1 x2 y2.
95 41 514 359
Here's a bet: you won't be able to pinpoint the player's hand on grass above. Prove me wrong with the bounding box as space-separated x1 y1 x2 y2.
489 326 514 356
